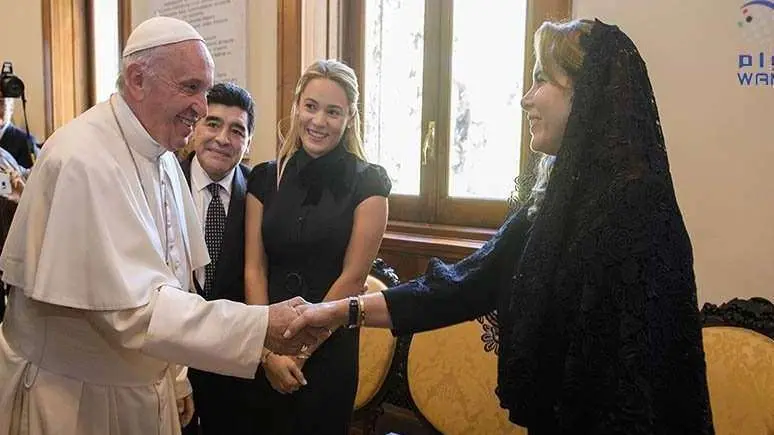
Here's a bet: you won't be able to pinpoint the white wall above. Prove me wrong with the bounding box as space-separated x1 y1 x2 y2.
0 0 45 140
573 0 774 304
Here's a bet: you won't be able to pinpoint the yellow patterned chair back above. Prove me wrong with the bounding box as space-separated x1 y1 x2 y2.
701 297 774 435
354 273 397 410
352 259 402 435
407 314 526 435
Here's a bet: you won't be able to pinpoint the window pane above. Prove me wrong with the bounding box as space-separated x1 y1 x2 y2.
363 0 425 195
448 1 527 200
93 0 120 103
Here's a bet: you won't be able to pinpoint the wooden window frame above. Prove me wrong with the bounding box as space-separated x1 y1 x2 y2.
277 0 304 152
42 0 132 135
42 0 91 135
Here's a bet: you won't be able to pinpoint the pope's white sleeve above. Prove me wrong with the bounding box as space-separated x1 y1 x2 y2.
86 287 268 379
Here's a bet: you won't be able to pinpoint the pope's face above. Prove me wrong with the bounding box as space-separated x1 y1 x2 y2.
141 40 214 151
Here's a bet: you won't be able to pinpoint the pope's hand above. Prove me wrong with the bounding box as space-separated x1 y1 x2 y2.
265 297 330 355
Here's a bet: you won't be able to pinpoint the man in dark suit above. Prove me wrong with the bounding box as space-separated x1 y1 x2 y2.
0 97 38 170
181 82 256 435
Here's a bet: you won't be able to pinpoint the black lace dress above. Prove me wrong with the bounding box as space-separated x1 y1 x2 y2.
382 20 714 435
247 144 391 435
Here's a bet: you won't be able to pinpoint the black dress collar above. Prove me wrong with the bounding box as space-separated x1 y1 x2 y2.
289 144 351 206
292 143 347 176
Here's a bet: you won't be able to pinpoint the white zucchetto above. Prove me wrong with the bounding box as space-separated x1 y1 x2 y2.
123 16 204 57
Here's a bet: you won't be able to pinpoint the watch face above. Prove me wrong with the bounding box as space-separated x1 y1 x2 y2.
348 297 360 328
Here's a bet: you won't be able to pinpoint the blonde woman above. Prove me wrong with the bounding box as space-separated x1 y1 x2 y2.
244 59 391 434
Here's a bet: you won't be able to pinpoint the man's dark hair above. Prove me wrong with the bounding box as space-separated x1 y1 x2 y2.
206 82 255 134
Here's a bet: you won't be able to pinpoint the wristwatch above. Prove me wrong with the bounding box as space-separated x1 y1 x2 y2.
346 296 360 329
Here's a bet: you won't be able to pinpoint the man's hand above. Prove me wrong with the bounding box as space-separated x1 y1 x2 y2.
264 297 330 355
177 394 195 428
284 301 347 340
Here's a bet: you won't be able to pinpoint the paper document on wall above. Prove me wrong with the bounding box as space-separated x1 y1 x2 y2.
135 0 247 87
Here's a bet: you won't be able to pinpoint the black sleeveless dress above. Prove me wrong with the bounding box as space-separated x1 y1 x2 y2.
247 144 391 435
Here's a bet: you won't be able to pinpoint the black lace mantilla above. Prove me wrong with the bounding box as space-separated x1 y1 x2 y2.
492 20 714 434
480 298 774 362
476 311 500 355
701 297 774 339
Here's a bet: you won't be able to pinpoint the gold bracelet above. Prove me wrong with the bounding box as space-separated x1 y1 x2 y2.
357 295 366 327
260 349 274 364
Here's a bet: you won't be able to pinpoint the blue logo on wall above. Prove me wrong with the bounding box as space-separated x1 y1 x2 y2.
738 0 774 25
737 0 774 86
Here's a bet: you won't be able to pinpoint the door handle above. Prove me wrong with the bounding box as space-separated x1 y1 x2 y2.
422 121 436 166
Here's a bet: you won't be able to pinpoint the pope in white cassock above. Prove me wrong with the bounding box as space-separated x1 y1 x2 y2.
0 17 324 435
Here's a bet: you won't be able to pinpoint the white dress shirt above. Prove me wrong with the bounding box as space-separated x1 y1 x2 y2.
191 155 236 289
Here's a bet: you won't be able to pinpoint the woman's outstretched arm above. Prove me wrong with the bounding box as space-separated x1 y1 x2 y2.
286 207 532 337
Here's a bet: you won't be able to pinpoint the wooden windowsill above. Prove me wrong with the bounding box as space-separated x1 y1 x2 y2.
387 220 497 242
381 220 495 260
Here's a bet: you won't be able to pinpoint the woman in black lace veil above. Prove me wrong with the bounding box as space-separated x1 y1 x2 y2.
289 19 714 434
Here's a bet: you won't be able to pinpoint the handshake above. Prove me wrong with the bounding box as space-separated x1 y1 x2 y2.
263 296 348 357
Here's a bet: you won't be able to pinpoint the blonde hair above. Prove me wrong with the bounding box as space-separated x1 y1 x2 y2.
533 19 594 87
276 59 365 184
